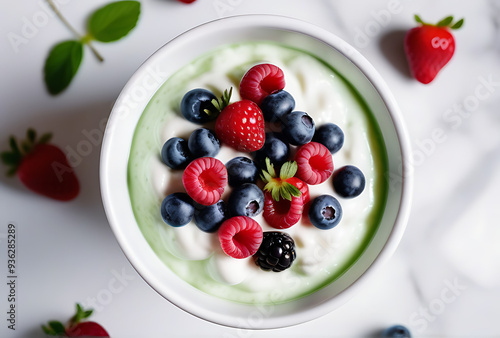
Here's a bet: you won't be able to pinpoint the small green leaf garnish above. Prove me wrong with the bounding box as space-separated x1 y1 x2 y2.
260 157 301 202
44 0 141 95
88 1 141 42
414 14 424 24
44 40 84 95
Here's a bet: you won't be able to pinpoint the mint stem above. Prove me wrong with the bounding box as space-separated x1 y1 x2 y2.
46 0 104 62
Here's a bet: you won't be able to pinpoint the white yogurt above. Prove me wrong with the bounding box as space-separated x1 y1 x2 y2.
128 42 388 304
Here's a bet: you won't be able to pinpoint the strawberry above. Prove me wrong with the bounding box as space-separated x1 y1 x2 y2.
66 321 110 337
294 142 333 185
218 216 263 259
42 303 110 337
182 157 227 206
239 63 285 105
404 15 464 84
260 158 307 229
215 99 265 152
1 128 79 201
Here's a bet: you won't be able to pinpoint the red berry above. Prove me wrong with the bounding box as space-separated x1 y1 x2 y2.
2 130 79 201
215 100 265 152
286 177 310 204
263 191 304 229
66 321 110 337
239 64 285 105
218 216 263 259
294 142 333 185
182 157 227 206
404 15 463 84
178 0 196 3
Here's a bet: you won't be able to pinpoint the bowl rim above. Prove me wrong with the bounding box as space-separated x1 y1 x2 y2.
100 14 413 329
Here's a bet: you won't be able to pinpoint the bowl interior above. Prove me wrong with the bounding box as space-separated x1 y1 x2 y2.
100 15 411 329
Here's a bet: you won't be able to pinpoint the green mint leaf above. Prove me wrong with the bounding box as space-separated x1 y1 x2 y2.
48 321 66 335
437 16 453 27
44 40 83 95
451 18 464 29
88 1 141 43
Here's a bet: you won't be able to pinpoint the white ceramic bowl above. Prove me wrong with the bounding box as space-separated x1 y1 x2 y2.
100 15 412 329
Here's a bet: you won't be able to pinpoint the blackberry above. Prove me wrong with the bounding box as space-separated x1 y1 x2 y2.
254 232 296 272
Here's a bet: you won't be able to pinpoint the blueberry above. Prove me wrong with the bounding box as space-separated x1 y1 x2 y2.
313 123 344 154
308 195 342 230
252 132 290 169
194 199 227 232
227 183 264 217
180 88 218 124
260 90 295 122
188 128 220 158
225 157 259 187
161 137 192 170
332 165 365 198
381 325 411 338
160 193 194 227
281 111 315 146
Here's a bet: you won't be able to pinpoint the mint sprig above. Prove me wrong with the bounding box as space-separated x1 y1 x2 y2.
44 0 141 95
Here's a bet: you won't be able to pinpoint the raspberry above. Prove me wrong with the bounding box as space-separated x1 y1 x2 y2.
254 232 296 272
239 64 285 105
263 191 303 229
294 142 333 185
218 216 263 259
182 157 227 206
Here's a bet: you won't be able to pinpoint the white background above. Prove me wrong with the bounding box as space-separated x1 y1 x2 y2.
1 0 499 337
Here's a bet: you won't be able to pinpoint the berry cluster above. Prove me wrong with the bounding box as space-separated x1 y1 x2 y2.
159 63 366 273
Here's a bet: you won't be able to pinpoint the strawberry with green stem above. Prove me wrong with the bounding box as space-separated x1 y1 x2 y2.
261 158 309 229
404 15 464 84
42 303 110 337
1 128 80 201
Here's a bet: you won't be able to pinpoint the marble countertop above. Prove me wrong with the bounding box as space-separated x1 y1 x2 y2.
0 0 498 337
